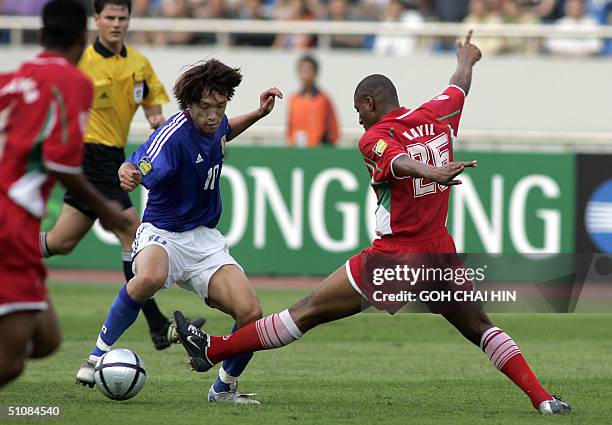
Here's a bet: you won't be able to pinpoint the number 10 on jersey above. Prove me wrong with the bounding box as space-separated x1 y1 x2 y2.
204 164 220 190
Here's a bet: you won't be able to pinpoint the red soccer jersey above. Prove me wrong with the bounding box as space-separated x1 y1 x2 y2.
0 52 93 220
358 85 465 240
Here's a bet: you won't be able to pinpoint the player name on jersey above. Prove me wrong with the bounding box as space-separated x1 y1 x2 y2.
402 123 435 141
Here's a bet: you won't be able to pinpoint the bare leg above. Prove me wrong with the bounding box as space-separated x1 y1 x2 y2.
29 301 62 358
0 311 39 388
290 265 363 332
189 265 363 366
442 303 554 410
44 204 94 255
206 265 263 395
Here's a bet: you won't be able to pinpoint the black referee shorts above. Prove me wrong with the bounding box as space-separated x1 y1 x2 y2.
64 143 133 219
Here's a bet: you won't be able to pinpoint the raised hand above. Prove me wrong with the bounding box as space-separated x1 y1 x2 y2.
258 87 283 117
456 30 482 66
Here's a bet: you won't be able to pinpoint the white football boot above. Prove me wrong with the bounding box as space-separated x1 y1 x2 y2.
75 356 99 388
208 382 261 405
538 395 572 414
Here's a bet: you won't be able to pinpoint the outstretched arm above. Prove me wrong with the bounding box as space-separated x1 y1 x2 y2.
229 87 283 141
392 156 477 186
449 30 482 96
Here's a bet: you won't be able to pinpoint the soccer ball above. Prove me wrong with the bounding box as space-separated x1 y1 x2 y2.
94 348 147 401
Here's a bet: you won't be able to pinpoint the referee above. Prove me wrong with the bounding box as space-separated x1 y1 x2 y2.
39 0 201 351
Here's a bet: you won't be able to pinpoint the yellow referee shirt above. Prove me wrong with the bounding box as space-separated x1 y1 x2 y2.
79 39 169 148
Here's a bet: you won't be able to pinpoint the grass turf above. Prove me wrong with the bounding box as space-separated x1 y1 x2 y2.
2 281 611 424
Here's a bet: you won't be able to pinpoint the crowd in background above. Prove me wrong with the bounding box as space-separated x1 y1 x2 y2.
1 0 612 55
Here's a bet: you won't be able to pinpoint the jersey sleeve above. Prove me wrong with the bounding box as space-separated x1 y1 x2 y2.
358 134 408 183
128 133 177 189
42 73 93 174
422 85 465 135
142 58 169 107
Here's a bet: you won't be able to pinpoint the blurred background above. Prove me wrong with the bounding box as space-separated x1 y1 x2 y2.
1 0 611 275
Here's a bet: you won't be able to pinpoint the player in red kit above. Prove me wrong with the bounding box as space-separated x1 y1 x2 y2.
0 0 128 388
173 31 571 414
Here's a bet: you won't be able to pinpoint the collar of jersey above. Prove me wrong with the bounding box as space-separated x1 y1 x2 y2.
93 37 127 58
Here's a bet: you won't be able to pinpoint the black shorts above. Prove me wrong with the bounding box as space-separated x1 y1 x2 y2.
64 143 133 219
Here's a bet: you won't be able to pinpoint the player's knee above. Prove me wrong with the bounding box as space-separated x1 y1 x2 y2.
130 271 165 300
0 356 26 387
234 303 263 327
30 329 62 359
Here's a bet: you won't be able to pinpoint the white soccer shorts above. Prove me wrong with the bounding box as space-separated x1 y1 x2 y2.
131 223 243 303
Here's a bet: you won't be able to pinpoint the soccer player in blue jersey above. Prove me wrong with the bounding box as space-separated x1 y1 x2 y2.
75 59 282 404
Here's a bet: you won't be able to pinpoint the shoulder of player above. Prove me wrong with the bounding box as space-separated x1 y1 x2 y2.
358 128 390 150
125 44 149 62
30 61 91 96
78 45 97 64
125 45 151 65
145 113 190 154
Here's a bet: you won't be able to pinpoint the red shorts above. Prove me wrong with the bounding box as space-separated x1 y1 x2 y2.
0 196 48 317
346 232 474 314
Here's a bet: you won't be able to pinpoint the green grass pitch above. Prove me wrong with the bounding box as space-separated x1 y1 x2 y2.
3 281 611 424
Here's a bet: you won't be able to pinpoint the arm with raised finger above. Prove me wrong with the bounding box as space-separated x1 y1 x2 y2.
228 87 283 141
449 30 482 96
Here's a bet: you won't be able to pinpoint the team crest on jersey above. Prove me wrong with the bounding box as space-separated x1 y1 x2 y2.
372 139 388 157
138 156 152 175
133 81 144 103
220 135 227 155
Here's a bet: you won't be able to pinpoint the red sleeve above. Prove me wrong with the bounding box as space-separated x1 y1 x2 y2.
358 133 408 183
421 85 465 135
0 72 16 110
42 71 93 174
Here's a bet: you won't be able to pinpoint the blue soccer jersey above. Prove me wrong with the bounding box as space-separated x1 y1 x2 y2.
128 111 229 232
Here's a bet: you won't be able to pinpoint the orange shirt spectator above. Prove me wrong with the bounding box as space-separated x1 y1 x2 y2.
287 55 340 147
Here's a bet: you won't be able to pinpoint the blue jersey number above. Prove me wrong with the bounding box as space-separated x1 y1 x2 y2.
204 164 220 190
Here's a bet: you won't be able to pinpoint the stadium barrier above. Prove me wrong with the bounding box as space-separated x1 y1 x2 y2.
43 146 594 276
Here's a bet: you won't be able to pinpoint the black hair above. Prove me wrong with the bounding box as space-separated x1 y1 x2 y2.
41 0 88 49
93 0 132 14
173 59 243 110
297 54 319 74
354 74 399 107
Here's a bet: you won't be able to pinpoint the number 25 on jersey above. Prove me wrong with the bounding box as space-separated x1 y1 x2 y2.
407 133 450 197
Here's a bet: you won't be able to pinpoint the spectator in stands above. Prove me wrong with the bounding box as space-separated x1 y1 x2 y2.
358 0 390 20
531 0 566 22
2 0 46 15
545 0 602 56
129 0 154 45
373 0 425 56
287 55 340 147
431 0 469 22
327 0 365 48
273 0 317 49
152 0 196 45
430 0 470 51
599 0 612 54
463 0 505 55
232 0 276 46
501 0 540 54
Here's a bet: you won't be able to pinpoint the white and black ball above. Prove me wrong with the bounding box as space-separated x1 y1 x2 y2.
94 348 146 401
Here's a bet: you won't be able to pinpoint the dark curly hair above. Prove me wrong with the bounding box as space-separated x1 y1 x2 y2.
173 59 243 110
41 0 87 49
